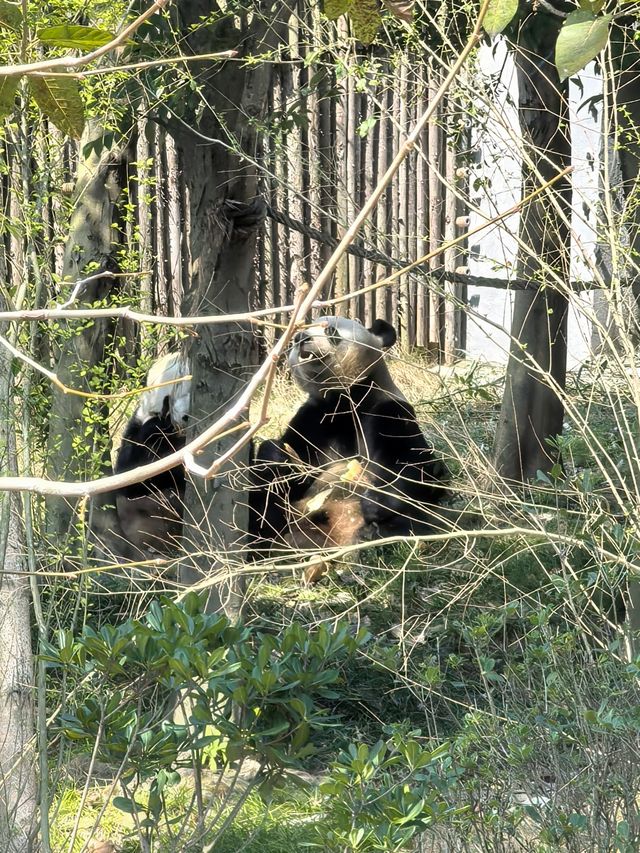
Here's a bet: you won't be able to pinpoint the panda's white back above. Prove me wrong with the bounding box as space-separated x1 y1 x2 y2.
136 352 191 428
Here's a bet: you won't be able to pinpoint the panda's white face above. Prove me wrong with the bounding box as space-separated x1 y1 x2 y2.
288 316 396 396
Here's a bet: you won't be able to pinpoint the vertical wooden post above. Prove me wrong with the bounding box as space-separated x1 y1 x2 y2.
398 56 409 348
428 65 443 361
154 125 169 316
136 110 153 321
443 103 458 363
363 77 377 327
165 132 183 315
415 74 429 349
391 62 401 330
287 6 306 297
274 65 289 324
263 84 278 346
346 65 359 318
375 65 390 323
406 62 418 350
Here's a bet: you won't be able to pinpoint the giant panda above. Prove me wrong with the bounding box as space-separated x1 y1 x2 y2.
112 352 191 554
110 319 449 561
248 316 450 555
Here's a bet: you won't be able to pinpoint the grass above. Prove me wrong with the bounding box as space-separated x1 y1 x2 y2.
49 353 640 852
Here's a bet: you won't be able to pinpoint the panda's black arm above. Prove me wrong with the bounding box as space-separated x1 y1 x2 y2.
115 416 151 474
360 399 448 527
276 400 341 466
248 400 343 553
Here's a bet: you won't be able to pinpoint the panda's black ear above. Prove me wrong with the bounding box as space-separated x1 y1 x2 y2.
160 395 172 419
368 319 397 349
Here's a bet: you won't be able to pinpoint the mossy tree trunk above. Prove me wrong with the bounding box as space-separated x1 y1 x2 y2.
45 121 126 540
172 3 287 614
0 341 36 852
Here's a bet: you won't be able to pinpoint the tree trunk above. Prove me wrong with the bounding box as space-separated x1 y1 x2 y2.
593 22 640 352
0 341 36 851
493 17 571 482
174 3 286 615
46 121 126 539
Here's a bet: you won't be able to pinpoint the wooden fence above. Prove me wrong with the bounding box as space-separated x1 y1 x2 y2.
254 15 470 360
0 18 471 364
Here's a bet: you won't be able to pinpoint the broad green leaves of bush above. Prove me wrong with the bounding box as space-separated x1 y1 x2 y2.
45 594 369 839
314 731 466 851
483 0 518 37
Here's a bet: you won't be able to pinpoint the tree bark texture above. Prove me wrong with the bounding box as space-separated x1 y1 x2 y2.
493 16 572 482
593 23 640 351
46 120 126 539
173 2 287 614
0 342 36 852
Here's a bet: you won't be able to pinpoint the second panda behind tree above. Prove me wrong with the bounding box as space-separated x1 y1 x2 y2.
248 316 450 554
113 353 191 555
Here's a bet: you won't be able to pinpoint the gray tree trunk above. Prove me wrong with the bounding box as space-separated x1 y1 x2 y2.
598 23 640 643
593 22 640 352
46 121 126 540
0 342 36 852
493 17 572 482
173 3 287 615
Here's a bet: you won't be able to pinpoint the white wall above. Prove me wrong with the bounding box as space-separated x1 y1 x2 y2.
465 43 600 368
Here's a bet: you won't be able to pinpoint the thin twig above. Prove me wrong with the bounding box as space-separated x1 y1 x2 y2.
31 50 237 79
0 0 171 77
0 3 490 498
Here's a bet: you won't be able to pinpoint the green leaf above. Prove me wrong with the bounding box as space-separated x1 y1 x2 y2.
555 11 611 82
0 75 19 119
37 24 116 50
483 0 518 36
324 0 351 20
113 796 143 814
0 1 22 31
349 0 381 44
29 75 85 138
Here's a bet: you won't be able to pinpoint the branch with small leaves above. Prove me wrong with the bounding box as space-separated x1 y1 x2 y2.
0 1 233 138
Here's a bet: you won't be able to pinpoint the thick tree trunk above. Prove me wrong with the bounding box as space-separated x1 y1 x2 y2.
593 22 640 352
0 343 36 851
493 18 571 482
174 3 286 614
46 121 126 539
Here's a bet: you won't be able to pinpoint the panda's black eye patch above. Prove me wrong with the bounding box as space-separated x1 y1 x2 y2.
325 325 341 344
